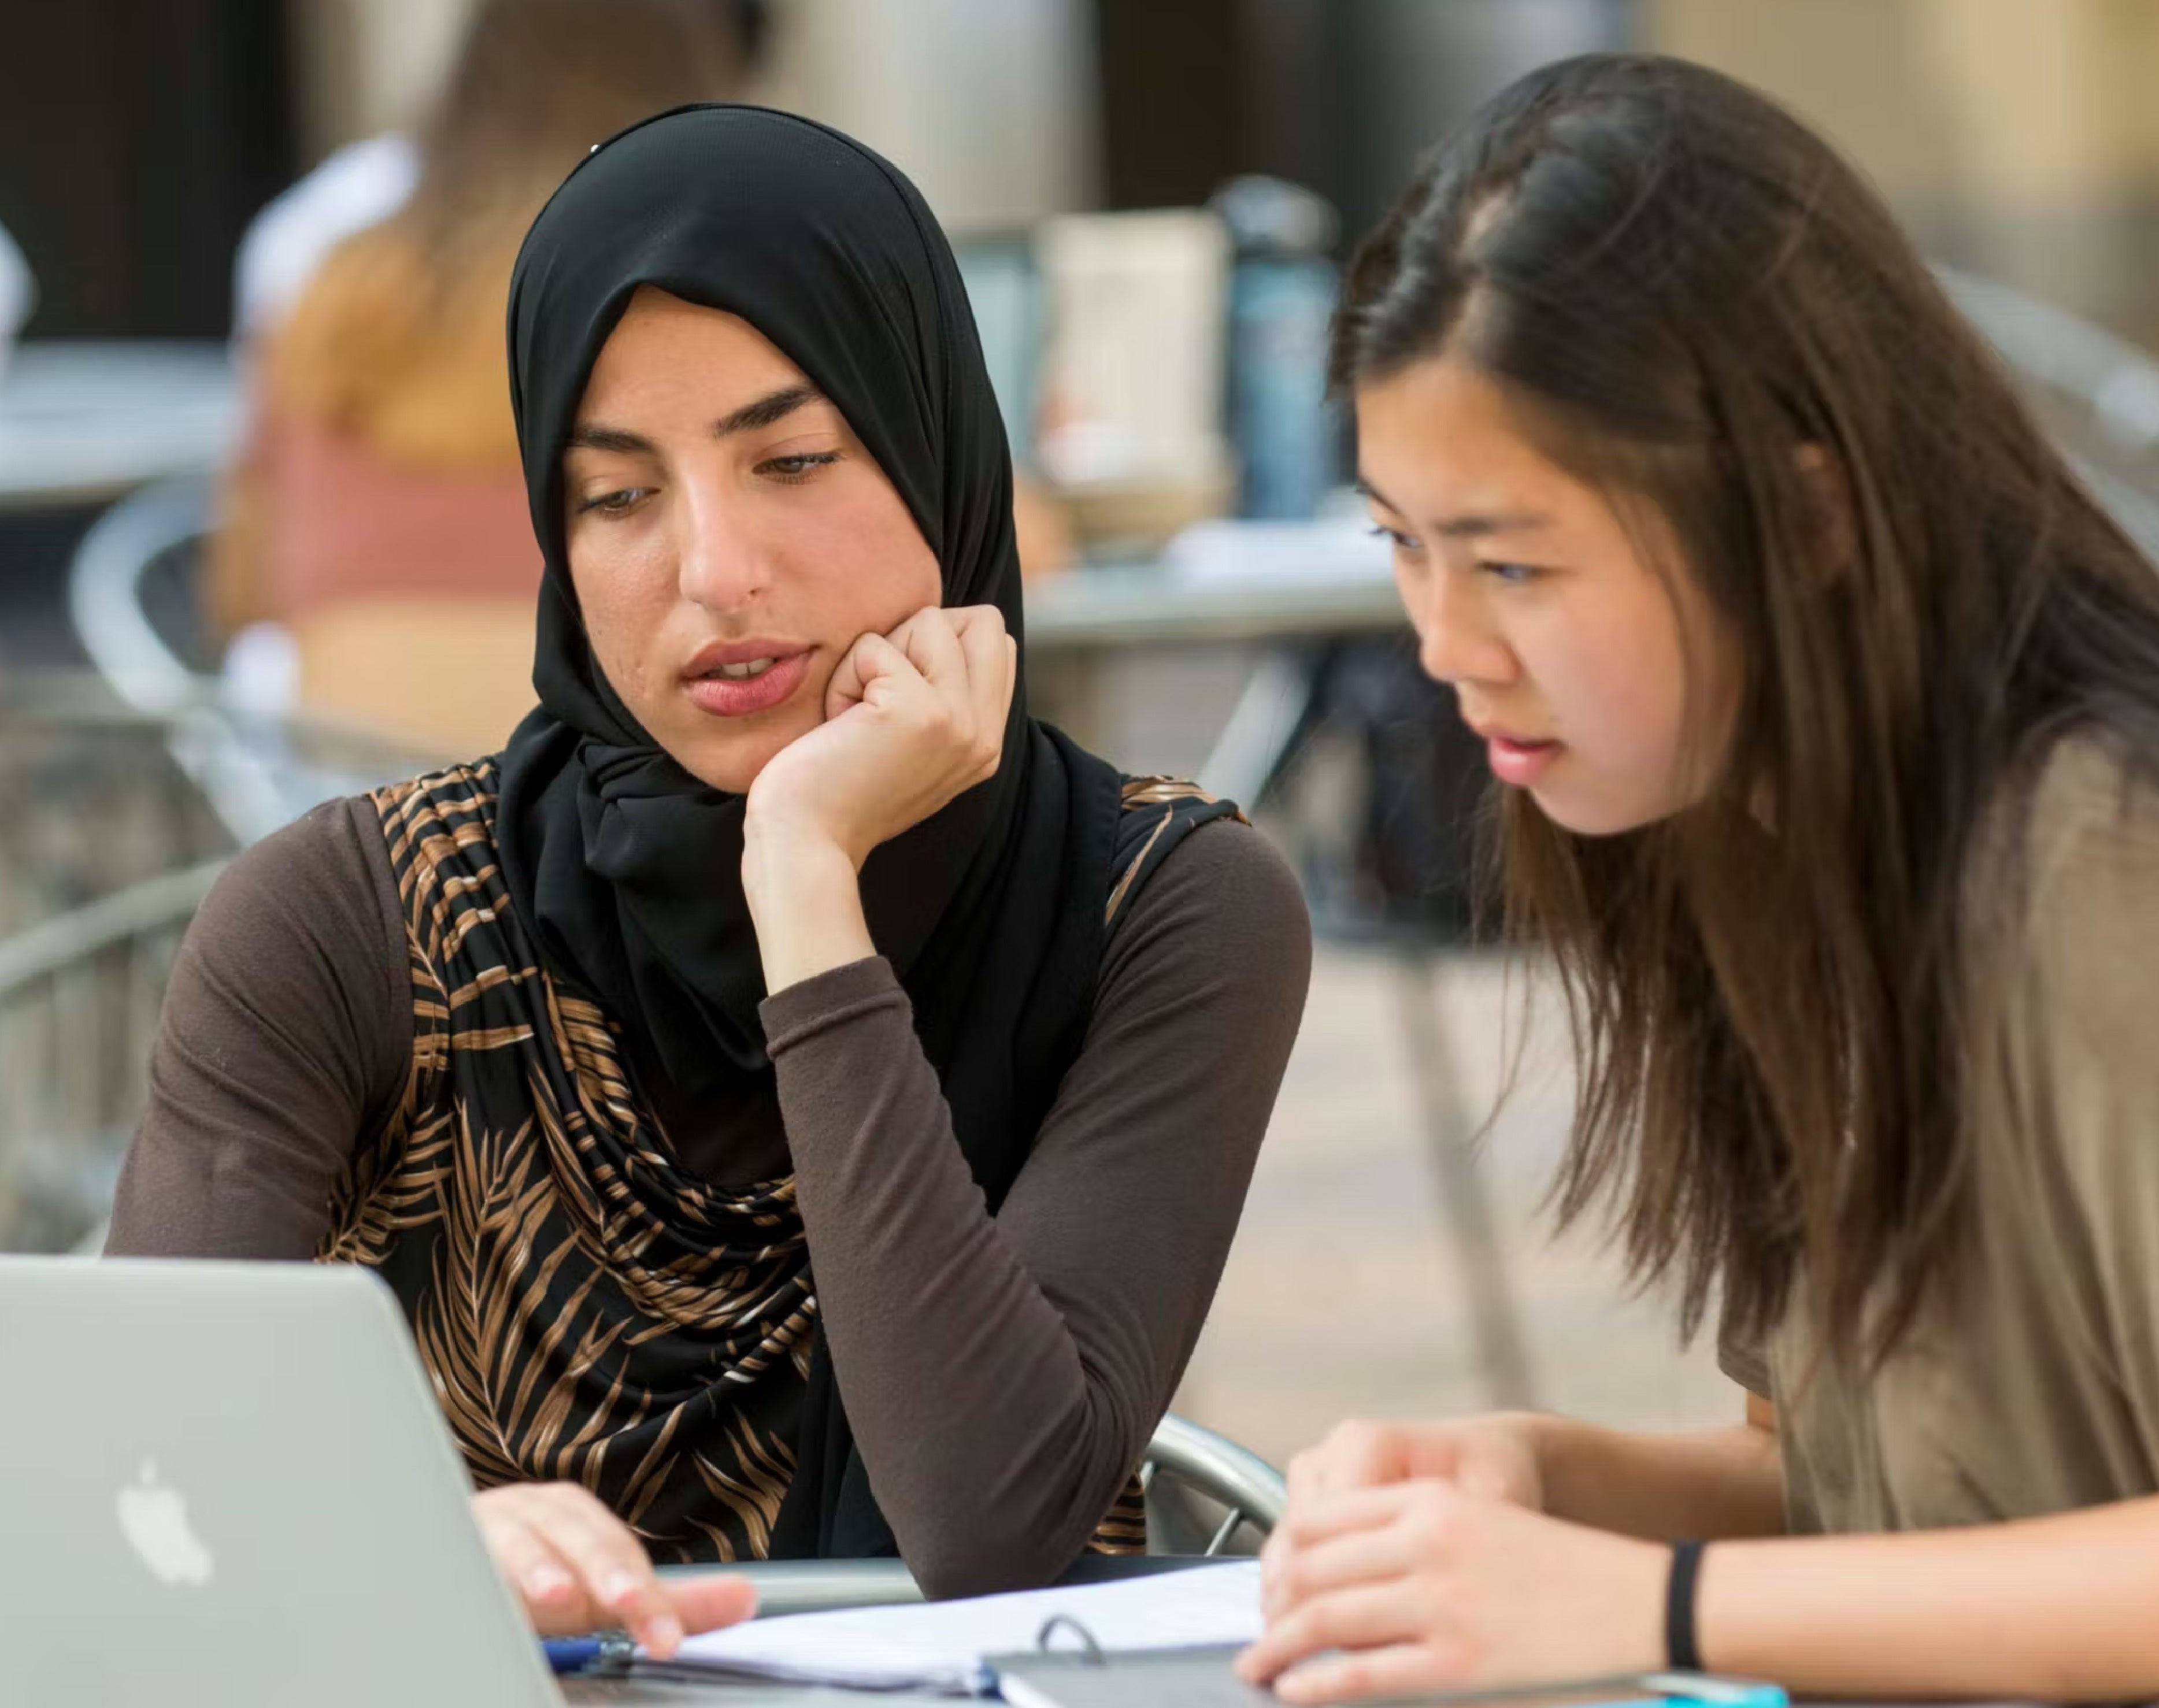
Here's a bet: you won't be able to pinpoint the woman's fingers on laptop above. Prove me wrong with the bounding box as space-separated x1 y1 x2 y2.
472 1483 691 1656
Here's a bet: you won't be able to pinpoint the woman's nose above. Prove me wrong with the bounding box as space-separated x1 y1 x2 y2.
1409 571 1511 689
676 483 772 612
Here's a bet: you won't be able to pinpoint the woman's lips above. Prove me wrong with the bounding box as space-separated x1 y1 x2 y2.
1486 733 1561 787
683 651 811 718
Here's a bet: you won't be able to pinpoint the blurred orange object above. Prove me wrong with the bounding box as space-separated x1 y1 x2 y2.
1013 470 1075 579
292 595 536 761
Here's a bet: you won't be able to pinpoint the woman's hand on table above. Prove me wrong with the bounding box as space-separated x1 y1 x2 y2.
1238 1478 1666 1702
1285 1414 1549 1509
472 1483 756 1659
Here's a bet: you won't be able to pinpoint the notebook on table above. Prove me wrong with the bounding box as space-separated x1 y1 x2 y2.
626 1558 1263 1695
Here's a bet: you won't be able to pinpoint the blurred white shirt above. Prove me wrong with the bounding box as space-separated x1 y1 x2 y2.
230 133 420 344
223 134 419 717
0 217 34 377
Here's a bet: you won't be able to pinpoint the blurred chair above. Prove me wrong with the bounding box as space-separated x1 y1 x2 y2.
9 486 425 1254
0 860 225 1253
68 474 429 849
0 682 234 935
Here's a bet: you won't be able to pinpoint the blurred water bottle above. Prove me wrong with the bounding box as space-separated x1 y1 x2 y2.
1212 176 1340 521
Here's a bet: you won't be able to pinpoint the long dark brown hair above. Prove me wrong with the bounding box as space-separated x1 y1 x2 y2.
1333 53 2159 1366
271 0 758 458
398 0 762 264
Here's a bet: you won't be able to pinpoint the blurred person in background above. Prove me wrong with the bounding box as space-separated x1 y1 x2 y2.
112 106 1308 1649
211 0 765 754
1242 52 2159 1704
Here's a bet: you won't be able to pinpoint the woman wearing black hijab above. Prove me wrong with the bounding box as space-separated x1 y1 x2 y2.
108 106 1311 1651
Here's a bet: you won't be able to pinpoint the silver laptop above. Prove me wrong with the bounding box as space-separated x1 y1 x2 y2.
0 1256 561 1706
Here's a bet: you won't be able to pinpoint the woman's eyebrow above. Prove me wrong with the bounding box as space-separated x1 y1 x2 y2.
566 386 828 457
1432 510 1553 540
714 383 825 438
567 423 654 454
1356 475 1552 538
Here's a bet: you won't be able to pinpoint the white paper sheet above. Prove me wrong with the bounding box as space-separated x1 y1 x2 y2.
656 1560 1262 1697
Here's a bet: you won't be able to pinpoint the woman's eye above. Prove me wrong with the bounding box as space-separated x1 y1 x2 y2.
758 450 842 483
577 487 650 516
1368 523 1421 555
1480 560 1537 585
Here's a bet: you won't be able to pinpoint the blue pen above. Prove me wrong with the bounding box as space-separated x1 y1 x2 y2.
543 1637 601 1676
542 1633 637 1676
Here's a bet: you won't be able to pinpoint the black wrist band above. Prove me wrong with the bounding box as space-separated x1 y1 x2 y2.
1666 1539 1707 1672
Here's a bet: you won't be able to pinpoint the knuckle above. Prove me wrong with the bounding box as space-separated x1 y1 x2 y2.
1331 1418 1382 1459
1441 1624 1485 1680
1405 1502 1453 1551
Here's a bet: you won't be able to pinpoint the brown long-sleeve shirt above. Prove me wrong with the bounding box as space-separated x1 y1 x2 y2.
106 794 1310 1594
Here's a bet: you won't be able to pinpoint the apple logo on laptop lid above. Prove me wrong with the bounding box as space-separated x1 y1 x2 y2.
117 1460 214 1588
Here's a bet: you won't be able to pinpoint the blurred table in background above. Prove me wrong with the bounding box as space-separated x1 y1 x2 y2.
1023 522 1406 805
0 341 238 669
1025 557 1402 650
0 342 238 513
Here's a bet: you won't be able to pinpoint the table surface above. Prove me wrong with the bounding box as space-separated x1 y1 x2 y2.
1025 557 1404 649
0 339 239 512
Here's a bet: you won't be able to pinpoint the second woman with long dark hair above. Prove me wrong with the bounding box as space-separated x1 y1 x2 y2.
1245 52 2159 1703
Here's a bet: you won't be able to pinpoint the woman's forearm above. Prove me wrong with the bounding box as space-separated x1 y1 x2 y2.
759 960 1158 1597
740 823 875 994
1702 1495 2159 1700
1534 1401 1784 1541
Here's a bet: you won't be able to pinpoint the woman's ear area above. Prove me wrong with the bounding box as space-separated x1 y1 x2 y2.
1794 441 1859 579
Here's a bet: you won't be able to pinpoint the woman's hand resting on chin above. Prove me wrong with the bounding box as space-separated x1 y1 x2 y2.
740 605 1016 993
745 604 1014 868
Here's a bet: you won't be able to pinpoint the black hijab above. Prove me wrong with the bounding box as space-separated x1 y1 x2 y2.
495 105 1124 1555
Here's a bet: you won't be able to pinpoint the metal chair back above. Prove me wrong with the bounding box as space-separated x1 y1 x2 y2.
1138 1411 1287 1557
0 859 225 1253
67 475 427 849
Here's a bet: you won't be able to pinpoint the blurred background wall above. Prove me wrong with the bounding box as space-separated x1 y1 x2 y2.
16 1 2159 343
